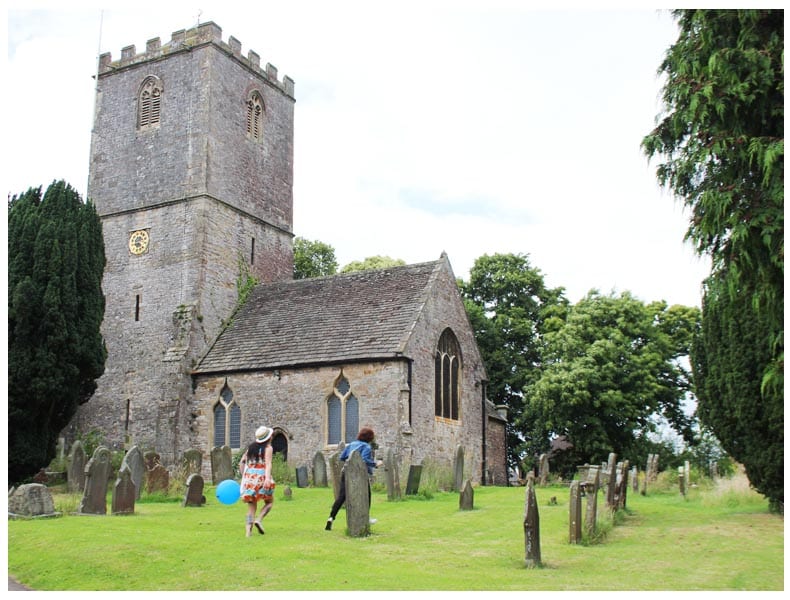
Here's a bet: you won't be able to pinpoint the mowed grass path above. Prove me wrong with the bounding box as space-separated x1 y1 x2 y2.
7 480 783 591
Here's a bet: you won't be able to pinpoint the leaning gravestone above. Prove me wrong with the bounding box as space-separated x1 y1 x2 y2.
584 466 600 537
181 448 203 480
67 440 87 493
384 448 401 500
183 473 206 507
121 446 145 500
329 451 343 500
210 445 234 484
344 450 370 537
523 473 541 568
8 483 59 518
453 445 465 492
295 465 309 488
605 453 618 508
569 480 582 544
111 465 136 515
459 479 474 511
312 451 328 487
405 464 423 495
79 446 112 515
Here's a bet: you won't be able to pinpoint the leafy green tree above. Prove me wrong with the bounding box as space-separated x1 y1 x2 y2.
340 255 405 273
460 253 568 468
293 236 338 279
523 292 699 476
8 181 106 484
642 9 783 505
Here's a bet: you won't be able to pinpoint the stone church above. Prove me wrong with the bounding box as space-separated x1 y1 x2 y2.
68 21 508 486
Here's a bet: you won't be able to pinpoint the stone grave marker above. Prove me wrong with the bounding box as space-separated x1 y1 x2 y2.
329 451 343 500
344 450 370 537
67 440 87 493
453 445 465 492
295 465 309 488
605 452 617 508
146 463 170 494
8 483 59 518
631 466 639 493
79 446 112 515
569 480 582 544
538 453 550 486
121 445 145 500
312 451 328 487
384 448 401 500
584 466 600 537
678 465 686 496
210 445 234 484
523 473 541 568
405 464 423 495
181 448 203 478
459 479 474 511
183 473 206 507
111 465 136 515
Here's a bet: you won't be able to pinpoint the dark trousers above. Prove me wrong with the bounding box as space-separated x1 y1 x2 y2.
329 471 371 519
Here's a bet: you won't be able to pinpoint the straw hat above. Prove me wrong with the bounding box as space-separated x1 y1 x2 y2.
255 426 273 443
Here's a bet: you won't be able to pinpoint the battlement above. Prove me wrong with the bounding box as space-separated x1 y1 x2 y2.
98 21 294 97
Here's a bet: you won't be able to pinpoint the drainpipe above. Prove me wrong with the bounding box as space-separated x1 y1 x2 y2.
481 380 488 486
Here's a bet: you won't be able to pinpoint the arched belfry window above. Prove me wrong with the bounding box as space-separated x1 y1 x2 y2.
246 91 264 141
327 373 360 445
435 328 461 420
138 76 163 129
213 381 242 449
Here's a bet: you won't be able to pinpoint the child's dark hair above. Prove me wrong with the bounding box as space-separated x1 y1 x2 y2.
357 427 375 443
246 441 268 461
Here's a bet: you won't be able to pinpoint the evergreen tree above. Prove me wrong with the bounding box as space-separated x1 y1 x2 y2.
8 181 106 484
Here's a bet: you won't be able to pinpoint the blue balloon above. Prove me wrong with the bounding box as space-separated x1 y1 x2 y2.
216 479 241 505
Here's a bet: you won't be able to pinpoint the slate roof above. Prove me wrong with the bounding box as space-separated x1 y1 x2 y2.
193 257 447 374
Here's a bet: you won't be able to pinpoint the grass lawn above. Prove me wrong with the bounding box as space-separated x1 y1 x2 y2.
7 475 783 591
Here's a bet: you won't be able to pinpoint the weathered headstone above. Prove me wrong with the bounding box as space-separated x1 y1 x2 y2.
678 465 686 496
329 451 343 500
210 446 234 484
605 452 617 508
121 446 145 500
181 448 203 479
405 464 423 495
312 451 328 487
538 453 550 486
295 465 309 488
183 473 206 507
584 466 600 537
459 479 474 511
283 485 293 500
144 450 161 472
344 450 370 537
569 480 582 543
631 466 639 493
145 463 170 494
384 448 401 501
79 446 112 515
453 445 465 492
523 473 541 568
111 465 136 515
8 483 59 518
67 440 87 493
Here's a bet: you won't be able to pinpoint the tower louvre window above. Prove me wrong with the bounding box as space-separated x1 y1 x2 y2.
246 91 264 141
138 76 163 129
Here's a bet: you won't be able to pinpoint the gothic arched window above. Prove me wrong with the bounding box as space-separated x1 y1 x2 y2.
326 373 360 445
435 328 461 420
138 76 163 129
213 381 242 449
246 91 264 141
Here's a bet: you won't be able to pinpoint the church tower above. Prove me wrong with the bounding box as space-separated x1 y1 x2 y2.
72 22 295 464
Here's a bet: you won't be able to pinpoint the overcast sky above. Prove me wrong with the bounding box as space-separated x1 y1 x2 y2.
5 1 720 307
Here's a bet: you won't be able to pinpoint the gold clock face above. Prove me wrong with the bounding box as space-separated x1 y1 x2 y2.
129 230 149 255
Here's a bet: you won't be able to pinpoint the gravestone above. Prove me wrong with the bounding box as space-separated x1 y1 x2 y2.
405 464 423 495
523 473 541 568
631 466 639 493
121 445 145 500
329 451 343 500
283 485 293 500
344 450 370 537
678 465 686 496
67 440 87 493
569 480 582 544
459 479 474 511
605 453 617 508
8 483 59 518
295 465 309 488
210 446 234 484
453 445 465 492
538 453 549 486
584 466 600 537
685 461 691 487
618 460 629 509
384 448 401 500
111 465 136 515
312 451 328 487
79 446 112 515
183 473 206 507
181 448 203 479
145 463 170 494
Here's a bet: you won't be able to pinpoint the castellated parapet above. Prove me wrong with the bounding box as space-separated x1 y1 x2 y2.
98 21 295 98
